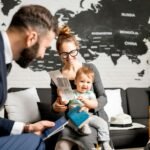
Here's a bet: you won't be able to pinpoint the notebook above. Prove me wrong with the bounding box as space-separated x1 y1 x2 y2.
67 106 90 128
42 116 68 141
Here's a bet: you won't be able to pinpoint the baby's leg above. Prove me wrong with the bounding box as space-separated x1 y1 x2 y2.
68 121 91 135
88 115 110 141
89 115 113 150
80 123 91 135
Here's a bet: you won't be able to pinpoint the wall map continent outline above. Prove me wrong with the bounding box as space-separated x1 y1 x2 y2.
1 0 150 80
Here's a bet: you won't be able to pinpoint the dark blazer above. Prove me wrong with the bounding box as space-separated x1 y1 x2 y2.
0 33 45 150
0 32 14 136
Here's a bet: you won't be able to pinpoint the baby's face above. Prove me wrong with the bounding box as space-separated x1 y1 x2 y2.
75 73 93 93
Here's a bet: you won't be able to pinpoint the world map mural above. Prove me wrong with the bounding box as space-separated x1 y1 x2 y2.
1 0 150 88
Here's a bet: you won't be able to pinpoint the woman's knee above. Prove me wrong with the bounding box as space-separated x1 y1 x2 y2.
55 140 74 150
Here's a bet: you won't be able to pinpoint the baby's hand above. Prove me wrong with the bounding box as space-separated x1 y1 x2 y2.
78 96 86 103
79 106 89 112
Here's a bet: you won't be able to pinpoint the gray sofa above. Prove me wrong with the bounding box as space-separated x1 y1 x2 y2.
109 88 149 149
7 87 150 149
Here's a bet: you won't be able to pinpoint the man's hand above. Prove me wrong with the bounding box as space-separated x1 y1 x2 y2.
24 120 55 135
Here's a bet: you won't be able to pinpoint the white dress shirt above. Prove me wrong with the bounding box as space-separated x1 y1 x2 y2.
1 31 25 134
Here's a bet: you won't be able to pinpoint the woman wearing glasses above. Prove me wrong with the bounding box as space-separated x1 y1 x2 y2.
50 25 111 150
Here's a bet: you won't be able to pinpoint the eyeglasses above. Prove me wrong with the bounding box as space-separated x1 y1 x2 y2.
60 49 79 59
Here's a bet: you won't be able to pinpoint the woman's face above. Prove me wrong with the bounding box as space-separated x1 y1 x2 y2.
59 41 79 65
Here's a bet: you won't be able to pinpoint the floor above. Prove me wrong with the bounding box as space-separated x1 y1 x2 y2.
117 148 144 150
93 147 144 150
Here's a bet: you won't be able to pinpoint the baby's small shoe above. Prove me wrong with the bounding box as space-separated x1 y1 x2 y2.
80 124 91 135
102 141 112 150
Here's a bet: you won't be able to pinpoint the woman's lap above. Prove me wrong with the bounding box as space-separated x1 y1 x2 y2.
59 125 98 150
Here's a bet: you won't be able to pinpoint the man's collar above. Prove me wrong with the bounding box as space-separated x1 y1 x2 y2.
1 31 13 64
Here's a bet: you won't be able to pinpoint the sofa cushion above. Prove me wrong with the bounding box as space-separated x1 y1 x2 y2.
104 89 124 121
5 88 41 123
37 102 64 121
36 88 52 103
126 88 149 120
120 88 128 114
8 88 52 104
105 88 128 113
110 127 148 149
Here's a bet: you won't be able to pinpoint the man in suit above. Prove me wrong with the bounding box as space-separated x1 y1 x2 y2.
0 4 58 150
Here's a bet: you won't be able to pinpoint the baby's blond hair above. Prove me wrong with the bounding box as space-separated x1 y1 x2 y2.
75 66 94 82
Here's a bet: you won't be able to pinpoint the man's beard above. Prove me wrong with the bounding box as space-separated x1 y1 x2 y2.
16 42 39 68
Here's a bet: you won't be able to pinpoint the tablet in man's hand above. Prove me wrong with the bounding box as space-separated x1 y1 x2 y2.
43 116 68 141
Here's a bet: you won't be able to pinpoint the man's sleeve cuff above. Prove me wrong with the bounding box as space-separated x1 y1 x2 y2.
11 122 25 135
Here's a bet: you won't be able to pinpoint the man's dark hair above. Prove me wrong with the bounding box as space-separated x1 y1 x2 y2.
9 4 58 34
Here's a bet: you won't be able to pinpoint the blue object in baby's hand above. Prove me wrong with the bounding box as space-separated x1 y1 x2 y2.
67 106 90 128
68 99 84 108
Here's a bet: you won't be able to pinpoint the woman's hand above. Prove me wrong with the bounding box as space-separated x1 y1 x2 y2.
53 96 68 112
57 89 69 105
24 120 55 135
